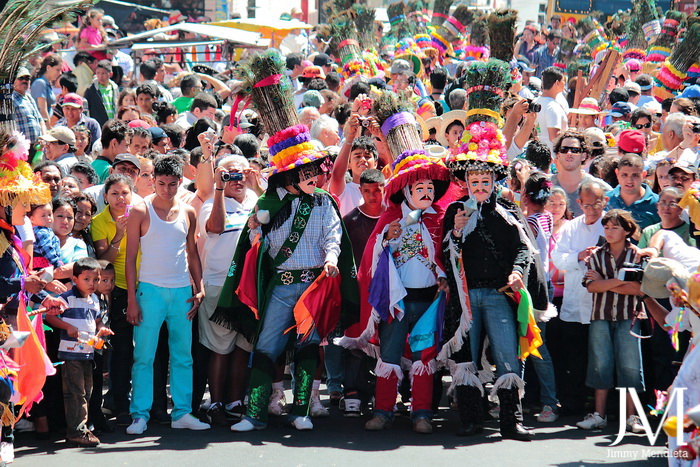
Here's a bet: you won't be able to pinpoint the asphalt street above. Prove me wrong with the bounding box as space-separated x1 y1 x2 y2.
14 388 669 467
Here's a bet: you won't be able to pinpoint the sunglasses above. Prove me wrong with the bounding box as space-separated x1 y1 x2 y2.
559 146 582 154
634 122 652 129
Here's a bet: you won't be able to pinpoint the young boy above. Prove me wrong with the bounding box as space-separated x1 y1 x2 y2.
579 209 646 432
46 257 113 447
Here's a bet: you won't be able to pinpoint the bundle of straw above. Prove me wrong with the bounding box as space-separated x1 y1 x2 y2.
627 0 660 49
470 13 489 47
575 16 610 60
431 0 453 27
372 92 422 159
487 9 518 62
463 59 511 126
653 23 700 102
236 49 298 136
646 10 686 63
329 11 363 64
406 0 429 35
387 2 410 41
350 4 378 50
557 37 579 67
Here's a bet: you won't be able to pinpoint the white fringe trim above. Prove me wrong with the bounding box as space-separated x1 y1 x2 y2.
334 310 381 350
478 339 495 385
535 302 558 323
489 373 525 400
446 361 484 397
375 358 403 382
408 359 438 384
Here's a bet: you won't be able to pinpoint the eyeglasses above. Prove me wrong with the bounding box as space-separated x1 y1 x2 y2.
658 201 680 208
559 146 582 154
634 122 652 130
580 201 604 210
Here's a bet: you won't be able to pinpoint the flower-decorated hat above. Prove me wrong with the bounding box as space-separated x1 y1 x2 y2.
446 120 509 181
0 131 51 209
385 149 450 205
267 124 326 175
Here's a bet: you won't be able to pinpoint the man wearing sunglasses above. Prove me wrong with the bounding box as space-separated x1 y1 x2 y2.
12 66 46 149
551 130 612 217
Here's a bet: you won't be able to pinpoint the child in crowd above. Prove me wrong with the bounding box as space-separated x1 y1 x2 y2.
30 203 63 270
579 209 645 432
46 257 114 447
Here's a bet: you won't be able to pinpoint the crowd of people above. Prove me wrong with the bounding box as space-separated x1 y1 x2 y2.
1 2 700 465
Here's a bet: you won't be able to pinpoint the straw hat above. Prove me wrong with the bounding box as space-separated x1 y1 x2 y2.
437 110 466 147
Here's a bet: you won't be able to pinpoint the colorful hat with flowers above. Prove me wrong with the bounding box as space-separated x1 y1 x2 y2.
266 124 326 175
0 131 50 208
385 149 450 205
446 121 509 181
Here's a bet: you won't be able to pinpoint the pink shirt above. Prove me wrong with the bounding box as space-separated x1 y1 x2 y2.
80 26 108 61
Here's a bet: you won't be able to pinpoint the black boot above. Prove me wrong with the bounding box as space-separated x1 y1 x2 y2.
455 385 484 436
497 387 533 441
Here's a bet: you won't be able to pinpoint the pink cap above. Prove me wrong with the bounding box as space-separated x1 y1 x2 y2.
62 93 83 108
128 119 150 129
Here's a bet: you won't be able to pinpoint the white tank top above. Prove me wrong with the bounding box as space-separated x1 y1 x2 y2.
138 198 191 288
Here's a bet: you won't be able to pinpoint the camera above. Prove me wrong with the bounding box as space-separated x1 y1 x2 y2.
692 122 700 134
617 261 646 282
358 117 371 128
221 172 244 182
526 99 541 113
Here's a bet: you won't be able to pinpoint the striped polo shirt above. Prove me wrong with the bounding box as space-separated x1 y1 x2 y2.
57 287 100 361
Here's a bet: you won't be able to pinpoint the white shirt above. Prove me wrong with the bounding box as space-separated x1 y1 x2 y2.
551 214 604 324
199 190 257 287
338 181 363 217
535 95 569 153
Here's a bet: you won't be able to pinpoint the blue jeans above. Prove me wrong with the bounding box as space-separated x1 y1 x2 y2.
528 321 558 406
586 319 645 390
378 300 431 365
254 282 320 359
323 340 344 393
468 288 521 377
131 282 193 422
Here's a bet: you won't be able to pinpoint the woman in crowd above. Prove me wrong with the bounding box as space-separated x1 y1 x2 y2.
31 54 63 122
52 198 87 263
72 125 92 160
71 193 98 259
153 101 177 125
134 157 155 197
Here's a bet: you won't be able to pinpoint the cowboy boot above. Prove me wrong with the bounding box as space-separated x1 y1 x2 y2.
455 385 484 436
497 387 534 441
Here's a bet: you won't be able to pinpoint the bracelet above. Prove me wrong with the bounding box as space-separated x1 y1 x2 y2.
109 243 120 251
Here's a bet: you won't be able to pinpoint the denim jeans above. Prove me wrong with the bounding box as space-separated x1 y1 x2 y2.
527 321 558 406
323 340 344 393
586 319 645 391
254 282 320 360
378 300 432 365
468 288 521 377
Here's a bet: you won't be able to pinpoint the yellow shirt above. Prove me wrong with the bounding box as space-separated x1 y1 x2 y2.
91 208 140 290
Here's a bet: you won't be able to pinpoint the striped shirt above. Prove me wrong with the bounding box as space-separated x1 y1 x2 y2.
98 82 116 120
527 211 553 277
57 287 100 361
584 241 641 322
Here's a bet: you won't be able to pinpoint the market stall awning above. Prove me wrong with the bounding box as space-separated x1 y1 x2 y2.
110 22 270 48
210 18 312 48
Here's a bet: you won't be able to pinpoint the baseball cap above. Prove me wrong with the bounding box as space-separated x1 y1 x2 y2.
113 153 141 170
102 15 119 30
40 126 76 146
313 53 333 67
62 93 84 108
669 160 698 176
148 126 167 141
617 129 646 154
624 82 641 96
626 59 642 72
128 119 150 129
610 102 632 118
390 59 412 75
16 67 30 78
301 65 326 79
302 90 325 109
635 74 653 91
680 84 700 99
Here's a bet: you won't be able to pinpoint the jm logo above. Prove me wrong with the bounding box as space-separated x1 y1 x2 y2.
610 387 686 447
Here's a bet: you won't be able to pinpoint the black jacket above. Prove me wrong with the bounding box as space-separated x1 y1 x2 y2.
83 81 118 127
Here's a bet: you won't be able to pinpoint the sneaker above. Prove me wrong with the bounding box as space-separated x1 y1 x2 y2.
309 393 329 417
172 414 211 430
342 398 362 417
268 388 287 416
576 412 607 430
225 401 246 420
231 417 267 432
537 405 559 423
1 441 14 463
291 416 313 431
13 418 34 433
66 431 100 447
206 402 228 427
126 418 147 435
626 415 645 434
365 414 391 431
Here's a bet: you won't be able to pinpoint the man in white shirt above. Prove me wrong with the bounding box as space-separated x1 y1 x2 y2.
534 67 568 153
550 180 608 416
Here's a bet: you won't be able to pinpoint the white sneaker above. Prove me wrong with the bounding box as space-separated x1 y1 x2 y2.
576 412 607 430
172 414 211 430
1 441 14 463
268 388 287 416
291 416 314 431
537 405 559 423
309 393 329 417
231 418 266 432
13 418 34 433
126 418 148 435
626 415 645 433
342 398 362 417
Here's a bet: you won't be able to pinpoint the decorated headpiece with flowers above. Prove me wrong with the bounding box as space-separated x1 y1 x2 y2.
385 149 450 205
446 121 509 181
0 131 50 209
